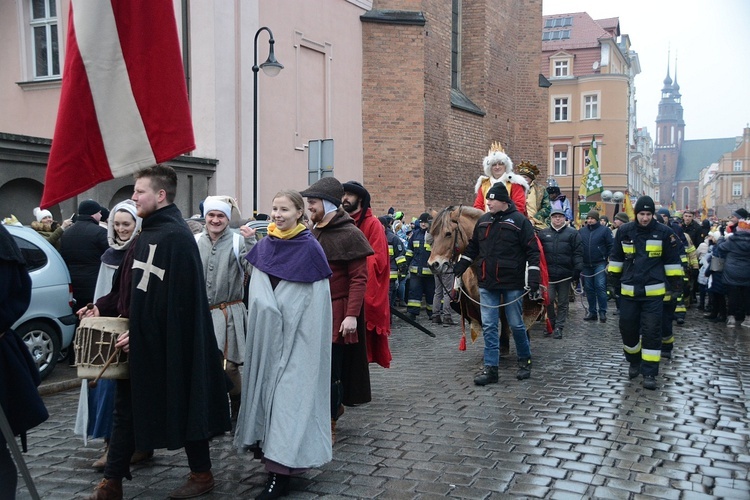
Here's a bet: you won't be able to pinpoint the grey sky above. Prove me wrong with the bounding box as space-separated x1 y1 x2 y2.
542 0 750 140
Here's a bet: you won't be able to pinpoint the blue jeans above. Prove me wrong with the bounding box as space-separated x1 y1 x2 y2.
479 288 531 366
582 263 608 315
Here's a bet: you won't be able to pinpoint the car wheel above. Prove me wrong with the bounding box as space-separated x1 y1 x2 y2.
17 320 61 380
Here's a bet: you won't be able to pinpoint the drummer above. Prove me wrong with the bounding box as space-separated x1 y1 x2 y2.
78 165 229 500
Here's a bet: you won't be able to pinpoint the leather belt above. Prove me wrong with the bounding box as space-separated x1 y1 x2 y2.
209 300 243 368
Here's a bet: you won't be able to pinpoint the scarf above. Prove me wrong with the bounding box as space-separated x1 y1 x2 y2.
267 222 307 240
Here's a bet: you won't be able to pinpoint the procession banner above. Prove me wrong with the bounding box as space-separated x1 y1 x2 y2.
41 0 194 208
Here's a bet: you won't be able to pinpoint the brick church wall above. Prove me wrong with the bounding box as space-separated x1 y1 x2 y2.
363 0 547 218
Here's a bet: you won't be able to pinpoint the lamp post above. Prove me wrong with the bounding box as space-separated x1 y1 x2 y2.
253 27 284 216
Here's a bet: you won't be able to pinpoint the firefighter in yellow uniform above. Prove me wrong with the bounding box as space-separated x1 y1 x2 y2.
608 196 684 390
405 213 434 320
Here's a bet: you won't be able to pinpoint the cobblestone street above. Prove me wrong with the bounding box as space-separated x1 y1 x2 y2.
15 302 750 499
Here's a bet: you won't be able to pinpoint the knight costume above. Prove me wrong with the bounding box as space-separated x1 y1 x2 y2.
96 203 230 452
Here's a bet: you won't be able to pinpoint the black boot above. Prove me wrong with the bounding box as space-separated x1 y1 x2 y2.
256 473 289 500
628 363 641 379
516 358 531 380
230 394 241 432
473 366 498 386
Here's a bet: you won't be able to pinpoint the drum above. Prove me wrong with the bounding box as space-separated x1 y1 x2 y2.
74 317 130 379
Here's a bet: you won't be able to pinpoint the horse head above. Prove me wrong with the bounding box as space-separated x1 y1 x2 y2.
427 205 483 275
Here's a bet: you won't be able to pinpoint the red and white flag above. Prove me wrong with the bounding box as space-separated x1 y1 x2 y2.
41 0 195 208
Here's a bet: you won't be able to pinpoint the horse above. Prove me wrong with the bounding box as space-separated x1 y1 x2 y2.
427 205 545 353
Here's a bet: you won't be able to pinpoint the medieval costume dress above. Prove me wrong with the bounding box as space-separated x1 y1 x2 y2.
347 203 392 369
96 204 230 453
234 223 333 472
516 160 551 231
310 208 374 409
74 200 141 450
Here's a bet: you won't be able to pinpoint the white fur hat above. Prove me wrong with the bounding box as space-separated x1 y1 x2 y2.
482 142 513 178
33 207 53 222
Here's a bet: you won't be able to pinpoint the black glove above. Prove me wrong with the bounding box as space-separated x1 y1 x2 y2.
572 270 581 283
453 260 469 278
669 277 683 297
607 272 621 298
397 263 408 276
528 268 540 293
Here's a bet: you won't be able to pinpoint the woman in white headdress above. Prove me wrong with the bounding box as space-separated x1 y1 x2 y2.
74 200 150 468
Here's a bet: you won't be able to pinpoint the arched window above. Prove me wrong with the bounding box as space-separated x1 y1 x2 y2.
683 187 689 210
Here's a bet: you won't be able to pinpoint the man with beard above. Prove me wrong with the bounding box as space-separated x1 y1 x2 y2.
81 165 230 499
301 177 373 443
342 181 392 369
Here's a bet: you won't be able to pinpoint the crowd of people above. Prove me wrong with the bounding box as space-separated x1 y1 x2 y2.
2 151 747 498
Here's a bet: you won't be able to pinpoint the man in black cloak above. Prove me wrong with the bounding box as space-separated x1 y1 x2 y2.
82 165 230 500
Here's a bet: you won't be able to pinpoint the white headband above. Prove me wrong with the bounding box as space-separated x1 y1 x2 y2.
203 198 232 220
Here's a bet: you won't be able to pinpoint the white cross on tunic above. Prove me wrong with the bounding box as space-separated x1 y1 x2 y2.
132 244 165 292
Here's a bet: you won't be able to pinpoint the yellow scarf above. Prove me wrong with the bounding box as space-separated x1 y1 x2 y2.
267 222 306 240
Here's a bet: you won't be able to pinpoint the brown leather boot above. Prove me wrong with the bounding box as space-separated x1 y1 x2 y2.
92 445 108 470
168 471 215 499
130 449 154 465
85 478 123 500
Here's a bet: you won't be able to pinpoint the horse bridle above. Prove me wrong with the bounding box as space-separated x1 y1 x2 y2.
446 204 465 266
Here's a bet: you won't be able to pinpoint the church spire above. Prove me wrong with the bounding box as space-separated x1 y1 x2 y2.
673 52 680 95
662 50 673 87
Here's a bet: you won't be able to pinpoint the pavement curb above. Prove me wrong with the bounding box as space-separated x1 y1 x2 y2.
39 378 80 396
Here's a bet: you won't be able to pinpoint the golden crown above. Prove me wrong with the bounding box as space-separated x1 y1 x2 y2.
516 160 540 178
487 141 506 156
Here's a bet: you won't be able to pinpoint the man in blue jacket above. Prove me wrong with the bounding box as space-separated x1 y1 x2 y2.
578 209 613 322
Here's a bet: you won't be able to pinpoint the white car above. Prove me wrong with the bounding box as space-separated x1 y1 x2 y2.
7 224 77 379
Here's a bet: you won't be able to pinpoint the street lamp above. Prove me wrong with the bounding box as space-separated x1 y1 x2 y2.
253 27 284 216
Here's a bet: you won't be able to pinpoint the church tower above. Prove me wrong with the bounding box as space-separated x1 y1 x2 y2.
655 55 685 207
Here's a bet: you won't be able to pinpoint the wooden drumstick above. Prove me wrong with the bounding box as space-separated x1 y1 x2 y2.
88 348 121 388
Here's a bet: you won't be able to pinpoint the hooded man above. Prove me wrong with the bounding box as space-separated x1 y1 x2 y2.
342 181 392 369
547 186 573 221
301 177 374 443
